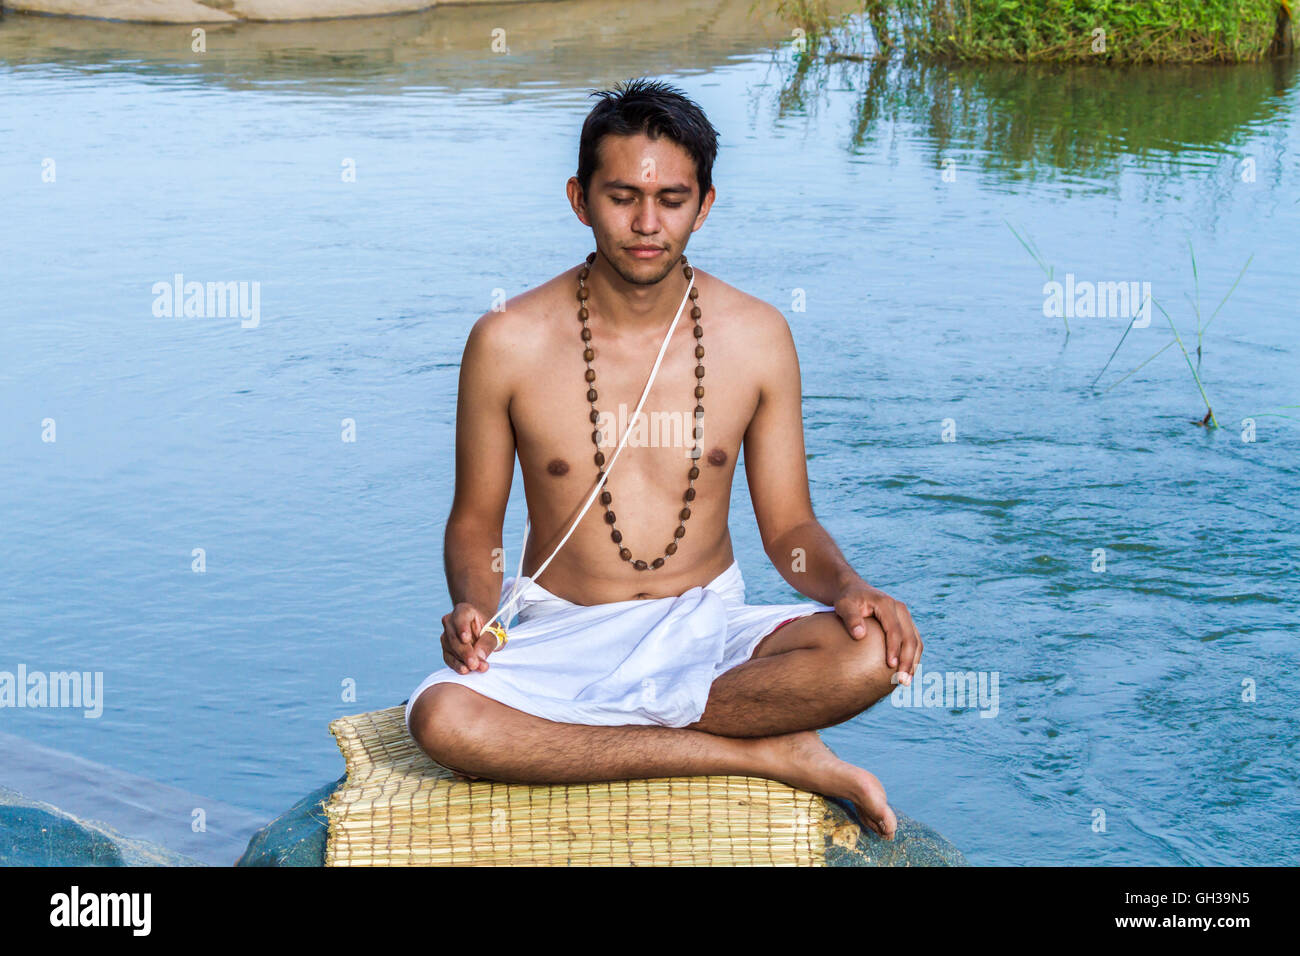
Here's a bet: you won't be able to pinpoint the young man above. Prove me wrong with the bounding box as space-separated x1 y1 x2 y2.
406 79 922 840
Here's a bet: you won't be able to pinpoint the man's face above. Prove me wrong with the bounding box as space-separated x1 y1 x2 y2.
570 132 714 286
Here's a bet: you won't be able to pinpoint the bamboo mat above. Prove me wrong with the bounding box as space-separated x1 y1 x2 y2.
324 705 861 866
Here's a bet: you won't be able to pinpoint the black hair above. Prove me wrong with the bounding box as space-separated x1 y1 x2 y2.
576 78 720 207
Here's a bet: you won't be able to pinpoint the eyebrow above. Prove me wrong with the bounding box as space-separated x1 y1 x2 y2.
603 180 693 194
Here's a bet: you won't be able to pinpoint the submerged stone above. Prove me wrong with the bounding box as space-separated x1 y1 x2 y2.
821 796 968 866
0 785 203 867
235 775 344 867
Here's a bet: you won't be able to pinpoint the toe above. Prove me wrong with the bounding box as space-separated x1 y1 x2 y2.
880 807 898 840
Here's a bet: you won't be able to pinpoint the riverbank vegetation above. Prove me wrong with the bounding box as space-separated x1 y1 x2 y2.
774 0 1294 63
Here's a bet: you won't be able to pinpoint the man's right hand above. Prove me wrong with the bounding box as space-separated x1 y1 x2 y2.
441 603 496 674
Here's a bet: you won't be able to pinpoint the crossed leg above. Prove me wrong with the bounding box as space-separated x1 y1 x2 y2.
407 611 900 837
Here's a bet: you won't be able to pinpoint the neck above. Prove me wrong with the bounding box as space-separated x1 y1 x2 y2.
584 248 689 338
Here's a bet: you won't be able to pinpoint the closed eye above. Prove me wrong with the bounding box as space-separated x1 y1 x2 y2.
612 196 684 208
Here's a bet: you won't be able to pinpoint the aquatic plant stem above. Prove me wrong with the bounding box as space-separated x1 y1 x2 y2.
1244 404 1300 422
1092 287 1153 389
1102 340 1175 394
1154 297 1219 428
1006 219 1067 336
1188 240 1203 370
1200 252 1254 337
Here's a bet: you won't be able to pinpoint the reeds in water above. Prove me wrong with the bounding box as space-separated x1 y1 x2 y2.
1006 220 1068 336
1094 243 1253 429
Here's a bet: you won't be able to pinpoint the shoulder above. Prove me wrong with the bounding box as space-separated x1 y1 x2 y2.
693 270 800 412
464 263 584 360
458 266 584 415
693 268 796 360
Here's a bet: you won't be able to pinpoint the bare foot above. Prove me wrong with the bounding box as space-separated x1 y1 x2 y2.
756 731 897 840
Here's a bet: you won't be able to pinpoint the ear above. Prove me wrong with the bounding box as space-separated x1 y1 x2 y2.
692 185 716 231
566 177 591 226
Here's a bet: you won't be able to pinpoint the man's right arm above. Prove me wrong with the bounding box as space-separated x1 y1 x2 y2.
441 310 518 673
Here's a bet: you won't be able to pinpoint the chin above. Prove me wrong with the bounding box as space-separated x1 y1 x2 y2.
613 254 676 285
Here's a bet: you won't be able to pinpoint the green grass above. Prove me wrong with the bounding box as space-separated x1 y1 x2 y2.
774 0 1292 63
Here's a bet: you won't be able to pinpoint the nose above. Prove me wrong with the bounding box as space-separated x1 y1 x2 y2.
631 196 661 235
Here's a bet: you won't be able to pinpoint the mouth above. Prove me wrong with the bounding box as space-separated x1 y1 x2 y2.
625 246 666 259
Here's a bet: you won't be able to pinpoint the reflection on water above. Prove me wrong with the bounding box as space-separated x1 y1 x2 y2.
1 2 1297 865
841 57 1294 180
0 0 829 87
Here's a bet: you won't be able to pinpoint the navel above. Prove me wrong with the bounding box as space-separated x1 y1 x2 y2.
707 447 727 466
635 592 652 600
546 458 570 476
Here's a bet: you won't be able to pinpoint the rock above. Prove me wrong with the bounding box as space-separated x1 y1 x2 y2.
0 785 204 866
1 1 461 22
821 795 968 866
227 1 439 21
3 1 239 22
235 775 343 867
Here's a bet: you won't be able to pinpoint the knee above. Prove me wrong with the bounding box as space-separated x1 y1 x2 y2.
408 684 489 765
833 616 895 694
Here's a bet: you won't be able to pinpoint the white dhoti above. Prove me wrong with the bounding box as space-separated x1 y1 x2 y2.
405 560 835 731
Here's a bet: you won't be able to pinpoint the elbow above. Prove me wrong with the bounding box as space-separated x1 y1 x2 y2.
445 512 503 548
763 515 819 560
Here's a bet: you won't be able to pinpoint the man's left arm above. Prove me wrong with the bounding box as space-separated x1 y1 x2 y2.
742 306 923 683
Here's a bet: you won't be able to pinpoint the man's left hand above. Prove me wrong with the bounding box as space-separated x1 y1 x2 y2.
834 580 923 685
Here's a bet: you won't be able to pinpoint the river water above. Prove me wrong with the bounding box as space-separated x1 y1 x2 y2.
1 1 1296 865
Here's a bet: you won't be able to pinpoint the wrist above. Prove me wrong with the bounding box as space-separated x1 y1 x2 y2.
835 567 867 593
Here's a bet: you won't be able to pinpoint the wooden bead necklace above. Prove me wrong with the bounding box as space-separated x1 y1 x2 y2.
576 250 704 571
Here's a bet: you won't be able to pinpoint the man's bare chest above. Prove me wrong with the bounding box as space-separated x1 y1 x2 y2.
509 329 756 497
